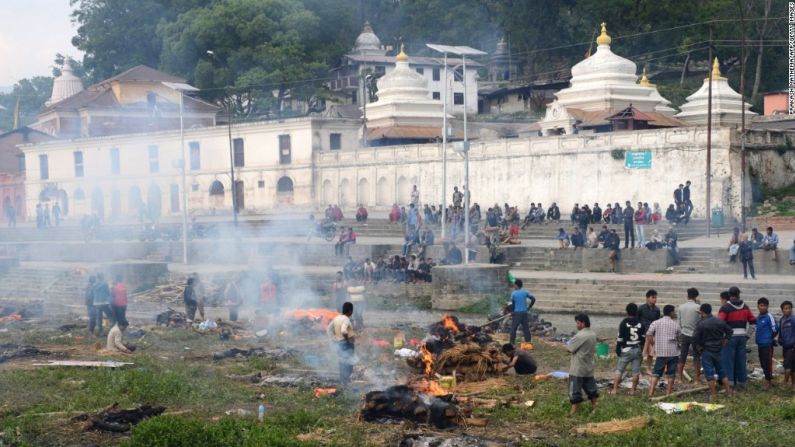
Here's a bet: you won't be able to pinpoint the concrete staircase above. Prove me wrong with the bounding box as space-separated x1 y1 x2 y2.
521 275 795 315
0 266 69 300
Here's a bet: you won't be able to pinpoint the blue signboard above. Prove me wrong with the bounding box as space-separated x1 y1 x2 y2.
624 150 652 169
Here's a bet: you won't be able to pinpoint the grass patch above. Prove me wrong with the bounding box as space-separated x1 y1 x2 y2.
458 292 511 314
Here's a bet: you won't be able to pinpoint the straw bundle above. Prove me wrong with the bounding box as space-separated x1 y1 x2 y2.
573 416 650 436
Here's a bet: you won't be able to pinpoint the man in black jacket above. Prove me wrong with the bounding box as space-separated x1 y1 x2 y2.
592 203 602 224
683 181 693 224
673 184 684 207
622 201 635 248
693 303 734 400
547 203 560 222
611 303 645 395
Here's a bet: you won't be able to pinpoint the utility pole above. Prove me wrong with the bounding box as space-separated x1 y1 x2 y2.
227 101 237 226
706 23 714 238
739 3 747 231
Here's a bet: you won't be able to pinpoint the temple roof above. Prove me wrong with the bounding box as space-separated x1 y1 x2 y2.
353 21 385 55
47 62 84 107
675 58 756 126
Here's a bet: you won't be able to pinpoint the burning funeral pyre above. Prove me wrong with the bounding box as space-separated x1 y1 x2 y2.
361 315 504 427
411 316 501 381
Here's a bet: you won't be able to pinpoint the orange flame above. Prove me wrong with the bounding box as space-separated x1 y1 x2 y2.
285 308 340 330
410 378 448 396
441 315 460 333
420 343 434 376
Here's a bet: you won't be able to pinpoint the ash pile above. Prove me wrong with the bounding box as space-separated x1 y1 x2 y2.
361 385 459 428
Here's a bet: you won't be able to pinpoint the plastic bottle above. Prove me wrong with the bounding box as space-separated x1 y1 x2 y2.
257 403 265 422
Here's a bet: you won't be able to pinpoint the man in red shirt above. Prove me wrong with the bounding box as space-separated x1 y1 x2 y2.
111 274 128 324
718 286 756 388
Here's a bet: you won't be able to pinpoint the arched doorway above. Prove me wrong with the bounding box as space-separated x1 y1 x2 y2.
357 178 370 206
58 190 69 216
322 180 333 205
128 186 142 211
91 187 104 220
209 180 225 211
276 176 293 205
339 179 351 208
377 177 390 206
397 176 409 205
147 184 162 222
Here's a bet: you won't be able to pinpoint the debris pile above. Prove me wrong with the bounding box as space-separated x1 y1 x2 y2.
155 308 188 326
284 308 340 334
0 300 43 322
361 385 460 428
0 343 53 363
73 403 165 432
487 312 556 337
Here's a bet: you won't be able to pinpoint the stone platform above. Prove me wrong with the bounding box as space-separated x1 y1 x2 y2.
431 263 511 310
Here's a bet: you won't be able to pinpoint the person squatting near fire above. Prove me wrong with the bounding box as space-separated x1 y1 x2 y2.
106 320 135 354
566 313 599 415
500 343 537 375
506 279 536 346
327 301 356 384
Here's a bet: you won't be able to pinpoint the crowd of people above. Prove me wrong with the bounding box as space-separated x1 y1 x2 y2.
84 273 133 354
607 287 795 401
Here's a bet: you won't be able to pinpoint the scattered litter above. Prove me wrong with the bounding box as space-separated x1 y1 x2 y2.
73 403 165 432
371 339 391 348
127 329 146 338
574 416 650 436
255 329 268 337
548 371 569 379
33 360 133 368
522 400 535 408
519 342 534 351
748 368 765 380
314 388 338 398
1 313 23 322
198 319 218 331
224 408 252 417
654 402 725 414
394 348 419 358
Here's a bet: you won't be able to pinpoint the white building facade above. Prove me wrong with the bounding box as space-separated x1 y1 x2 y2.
21 118 360 221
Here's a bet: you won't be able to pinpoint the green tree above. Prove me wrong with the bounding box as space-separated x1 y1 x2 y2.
158 0 328 117
69 0 211 83
0 77 54 132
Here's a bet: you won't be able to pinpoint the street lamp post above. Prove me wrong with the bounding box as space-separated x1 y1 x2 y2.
426 44 486 264
163 82 199 264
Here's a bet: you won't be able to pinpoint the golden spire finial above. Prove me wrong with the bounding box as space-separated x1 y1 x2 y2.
710 57 723 80
639 67 651 86
596 22 611 46
396 43 408 62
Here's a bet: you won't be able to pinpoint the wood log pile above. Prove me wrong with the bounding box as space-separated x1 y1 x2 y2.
361 386 460 428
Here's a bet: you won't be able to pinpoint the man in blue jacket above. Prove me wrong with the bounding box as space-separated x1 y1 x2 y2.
755 297 778 389
507 279 536 345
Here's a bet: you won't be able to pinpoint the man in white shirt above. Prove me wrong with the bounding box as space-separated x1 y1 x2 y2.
106 320 133 354
327 302 355 384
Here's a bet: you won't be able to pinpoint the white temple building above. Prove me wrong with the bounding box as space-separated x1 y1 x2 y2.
364 45 451 143
539 23 680 135
676 58 756 127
